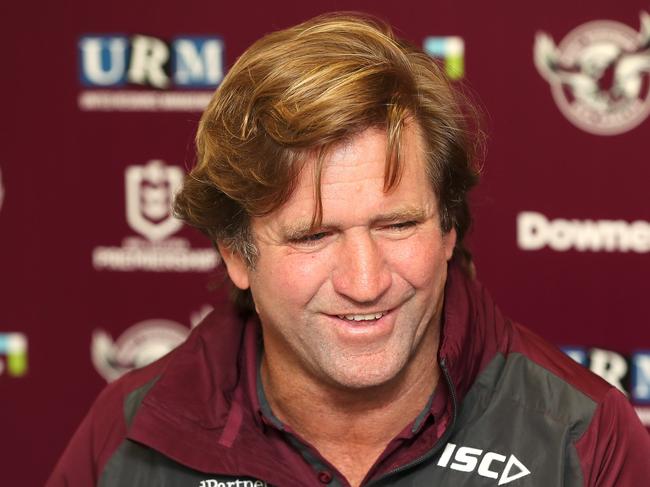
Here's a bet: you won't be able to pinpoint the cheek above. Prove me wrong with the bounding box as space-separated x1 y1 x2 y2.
254 250 331 306
385 232 448 288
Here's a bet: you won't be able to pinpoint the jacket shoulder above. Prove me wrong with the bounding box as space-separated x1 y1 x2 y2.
507 320 613 403
46 352 171 487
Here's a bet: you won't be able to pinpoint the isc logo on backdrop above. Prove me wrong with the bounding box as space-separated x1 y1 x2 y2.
77 34 224 112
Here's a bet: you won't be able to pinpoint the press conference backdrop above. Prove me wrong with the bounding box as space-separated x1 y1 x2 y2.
2 0 649 484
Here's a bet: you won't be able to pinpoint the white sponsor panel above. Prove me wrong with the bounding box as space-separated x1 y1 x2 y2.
535 12 650 135
517 211 650 253
92 159 219 272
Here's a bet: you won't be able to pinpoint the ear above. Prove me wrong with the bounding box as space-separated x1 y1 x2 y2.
216 241 250 290
443 227 457 261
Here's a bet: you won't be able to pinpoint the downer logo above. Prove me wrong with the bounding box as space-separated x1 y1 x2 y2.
518 211 650 253
436 442 531 485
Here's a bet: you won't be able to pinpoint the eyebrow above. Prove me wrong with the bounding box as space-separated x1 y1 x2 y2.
281 207 429 240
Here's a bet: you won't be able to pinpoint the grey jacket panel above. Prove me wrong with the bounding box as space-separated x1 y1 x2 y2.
124 377 158 427
370 353 595 486
100 440 270 487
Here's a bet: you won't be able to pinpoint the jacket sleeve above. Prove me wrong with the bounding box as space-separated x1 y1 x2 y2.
575 387 650 486
45 383 128 487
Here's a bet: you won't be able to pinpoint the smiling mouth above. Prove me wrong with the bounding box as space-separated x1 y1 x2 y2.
336 312 387 322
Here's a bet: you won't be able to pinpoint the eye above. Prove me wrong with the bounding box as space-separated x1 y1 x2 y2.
386 221 417 231
290 231 331 246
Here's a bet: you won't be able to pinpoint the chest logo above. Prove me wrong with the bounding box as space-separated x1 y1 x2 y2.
198 481 268 487
436 442 531 485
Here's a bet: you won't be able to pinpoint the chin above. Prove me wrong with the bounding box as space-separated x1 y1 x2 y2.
322 354 407 390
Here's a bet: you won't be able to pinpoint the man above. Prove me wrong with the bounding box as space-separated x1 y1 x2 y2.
49 13 650 487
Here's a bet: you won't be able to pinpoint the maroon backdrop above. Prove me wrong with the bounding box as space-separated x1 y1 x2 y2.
2 1 649 485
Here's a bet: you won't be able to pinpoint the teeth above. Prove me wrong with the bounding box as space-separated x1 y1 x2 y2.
337 312 385 322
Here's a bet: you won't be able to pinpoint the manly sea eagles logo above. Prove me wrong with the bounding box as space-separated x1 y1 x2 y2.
126 160 183 241
534 12 650 135
92 307 212 382
92 319 190 382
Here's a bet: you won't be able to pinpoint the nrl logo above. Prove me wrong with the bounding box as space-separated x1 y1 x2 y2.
126 160 183 241
534 12 650 135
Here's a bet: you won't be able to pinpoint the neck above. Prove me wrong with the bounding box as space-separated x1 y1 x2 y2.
260 320 440 487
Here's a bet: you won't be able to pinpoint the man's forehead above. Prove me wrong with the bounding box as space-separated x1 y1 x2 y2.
255 124 436 233
306 125 426 184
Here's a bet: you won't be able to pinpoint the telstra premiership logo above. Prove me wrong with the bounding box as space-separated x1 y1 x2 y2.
0 333 28 377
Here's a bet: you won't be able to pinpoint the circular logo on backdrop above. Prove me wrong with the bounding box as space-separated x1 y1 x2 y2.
534 12 650 135
91 319 190 382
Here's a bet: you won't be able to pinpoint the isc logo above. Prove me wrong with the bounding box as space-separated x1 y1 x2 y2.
78 35 224 89
436 442 531 485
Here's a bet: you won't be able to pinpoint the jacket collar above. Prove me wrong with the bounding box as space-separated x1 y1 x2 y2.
128 310 310 486
439 260 504 402
128 259 504 483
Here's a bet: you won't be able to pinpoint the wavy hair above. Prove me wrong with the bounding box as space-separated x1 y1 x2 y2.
174 13 481 310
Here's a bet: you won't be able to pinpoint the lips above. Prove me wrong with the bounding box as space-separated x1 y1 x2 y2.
336 312 386 322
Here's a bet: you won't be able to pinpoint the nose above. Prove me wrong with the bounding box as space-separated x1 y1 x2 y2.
331 231 392 304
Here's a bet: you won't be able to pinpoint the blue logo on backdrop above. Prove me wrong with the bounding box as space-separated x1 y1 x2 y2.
78 35 224 89
632 352 650 404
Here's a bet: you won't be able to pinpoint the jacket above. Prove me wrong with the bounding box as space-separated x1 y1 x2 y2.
47 262 650 486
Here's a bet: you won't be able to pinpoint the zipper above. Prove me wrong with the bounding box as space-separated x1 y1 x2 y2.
365 358 458 486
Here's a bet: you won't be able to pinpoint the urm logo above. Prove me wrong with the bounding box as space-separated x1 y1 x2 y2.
437 442 531 485
78 35 224 88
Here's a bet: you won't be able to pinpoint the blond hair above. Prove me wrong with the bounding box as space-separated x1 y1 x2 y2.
174 13 480 308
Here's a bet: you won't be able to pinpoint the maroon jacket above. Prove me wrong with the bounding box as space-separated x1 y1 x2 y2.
47 263 650 486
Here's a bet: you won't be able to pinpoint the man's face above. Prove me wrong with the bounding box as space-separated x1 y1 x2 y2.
222 124 456 390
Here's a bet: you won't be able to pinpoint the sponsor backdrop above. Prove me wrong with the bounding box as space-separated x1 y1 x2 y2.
1 0 649 484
